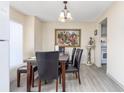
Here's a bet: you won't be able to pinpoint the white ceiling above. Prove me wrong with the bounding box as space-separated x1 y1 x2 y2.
10 1 112 22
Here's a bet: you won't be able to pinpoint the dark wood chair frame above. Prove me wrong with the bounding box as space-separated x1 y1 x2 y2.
17 65 37 87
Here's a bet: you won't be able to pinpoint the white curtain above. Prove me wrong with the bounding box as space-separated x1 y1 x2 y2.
10 20 23 81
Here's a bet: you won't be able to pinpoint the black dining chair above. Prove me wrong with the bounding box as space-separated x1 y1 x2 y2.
36 51 60 92
68 48 76 65
65 48 76 72
66 49 83 84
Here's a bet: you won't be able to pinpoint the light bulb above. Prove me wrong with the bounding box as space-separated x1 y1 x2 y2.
58 17 65 22
60 18 65 22
67 12 72 20
59 11 64 18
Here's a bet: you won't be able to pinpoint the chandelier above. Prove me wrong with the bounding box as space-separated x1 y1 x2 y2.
58 1 73 22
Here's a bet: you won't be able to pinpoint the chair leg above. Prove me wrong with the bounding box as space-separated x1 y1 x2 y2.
44 80 47 84
38 80 41 92
59 75 61 84
75 72 78 79
56 79 58 92
78 71 81 84
17 71 20 87
32 71 34 87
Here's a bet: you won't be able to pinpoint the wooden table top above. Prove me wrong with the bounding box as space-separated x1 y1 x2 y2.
24 54 69 64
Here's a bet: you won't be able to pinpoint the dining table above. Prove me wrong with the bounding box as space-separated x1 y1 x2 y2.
24 53 69 92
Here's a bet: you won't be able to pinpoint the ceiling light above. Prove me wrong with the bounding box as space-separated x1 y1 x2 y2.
58 1 73 22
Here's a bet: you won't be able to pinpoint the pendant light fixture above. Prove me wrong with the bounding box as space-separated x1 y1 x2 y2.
58 1 73 22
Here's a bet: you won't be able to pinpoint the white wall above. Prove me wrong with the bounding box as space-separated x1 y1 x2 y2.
34 17 43 51
94 25 101 67
96 1 124 88
23 16 35 59
38 22 96 64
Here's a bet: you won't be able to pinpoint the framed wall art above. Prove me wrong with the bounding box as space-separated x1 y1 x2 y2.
55 29 81 47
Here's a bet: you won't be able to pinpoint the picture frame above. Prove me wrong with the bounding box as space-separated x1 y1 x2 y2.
55 29 81 47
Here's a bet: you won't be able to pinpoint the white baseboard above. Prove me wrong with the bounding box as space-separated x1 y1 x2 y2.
107 73 124 90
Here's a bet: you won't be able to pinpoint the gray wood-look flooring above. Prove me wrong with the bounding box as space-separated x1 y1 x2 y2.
10 64 124 92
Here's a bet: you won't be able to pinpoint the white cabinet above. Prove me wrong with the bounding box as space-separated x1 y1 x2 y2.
0 2 9 40
0 41 9 91
0 2 9 91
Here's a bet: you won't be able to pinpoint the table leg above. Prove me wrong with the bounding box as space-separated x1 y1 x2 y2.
27 63 32 92
61 63 66 92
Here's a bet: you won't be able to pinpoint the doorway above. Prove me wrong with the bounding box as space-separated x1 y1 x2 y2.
100 18 107 72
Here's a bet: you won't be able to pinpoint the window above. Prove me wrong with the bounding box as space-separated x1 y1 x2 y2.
10 20 23 69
